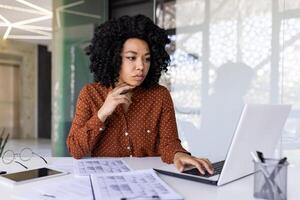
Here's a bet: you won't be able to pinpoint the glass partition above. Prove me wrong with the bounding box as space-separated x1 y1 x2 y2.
156 0 300 164
52 0 108 156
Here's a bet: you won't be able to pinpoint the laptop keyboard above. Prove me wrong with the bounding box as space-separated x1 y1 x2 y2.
182 160 225 178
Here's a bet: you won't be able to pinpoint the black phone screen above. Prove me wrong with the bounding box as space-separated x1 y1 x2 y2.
2 167 62 182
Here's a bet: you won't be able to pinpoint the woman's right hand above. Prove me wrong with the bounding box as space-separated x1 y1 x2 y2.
97 84 134 122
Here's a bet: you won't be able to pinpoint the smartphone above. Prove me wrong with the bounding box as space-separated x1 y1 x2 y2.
0 167 68 186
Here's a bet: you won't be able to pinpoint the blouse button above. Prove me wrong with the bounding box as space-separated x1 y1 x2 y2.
127 146 131 150
125 132 129 136
146 129 151 133
99 127 104 132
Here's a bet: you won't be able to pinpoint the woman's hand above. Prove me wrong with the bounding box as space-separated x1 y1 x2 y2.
97 84 135 122
174 152 214 175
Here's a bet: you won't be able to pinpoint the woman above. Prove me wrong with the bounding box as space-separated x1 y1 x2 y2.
67 14 213 175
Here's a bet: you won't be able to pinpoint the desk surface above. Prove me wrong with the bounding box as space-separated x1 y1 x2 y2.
0 157 299 200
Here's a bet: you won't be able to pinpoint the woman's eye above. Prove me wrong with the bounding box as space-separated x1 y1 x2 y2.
145 57 151 62
127 57 135 61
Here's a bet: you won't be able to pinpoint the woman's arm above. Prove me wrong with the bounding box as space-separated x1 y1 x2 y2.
67 86 106 159
158 88 190 163
158 88 214 174
67 84 134 159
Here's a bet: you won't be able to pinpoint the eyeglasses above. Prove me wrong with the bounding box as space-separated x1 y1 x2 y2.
1 147 48 169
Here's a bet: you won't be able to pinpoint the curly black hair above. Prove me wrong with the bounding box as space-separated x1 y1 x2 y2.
87 14 171 88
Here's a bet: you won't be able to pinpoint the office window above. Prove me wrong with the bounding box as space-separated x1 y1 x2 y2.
156 0 300 164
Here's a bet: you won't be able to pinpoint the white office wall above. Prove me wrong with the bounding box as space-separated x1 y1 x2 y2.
157 0 300 164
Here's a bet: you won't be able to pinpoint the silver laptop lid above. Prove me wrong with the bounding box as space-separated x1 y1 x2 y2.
218 104 291 186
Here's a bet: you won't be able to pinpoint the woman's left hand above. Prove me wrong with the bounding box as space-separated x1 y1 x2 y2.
173 152 214 175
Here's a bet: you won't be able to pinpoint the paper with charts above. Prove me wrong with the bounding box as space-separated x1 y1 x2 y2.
74 158 132 176
90 169 183 200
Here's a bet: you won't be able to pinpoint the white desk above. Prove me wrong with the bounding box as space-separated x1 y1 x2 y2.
0 157 299 200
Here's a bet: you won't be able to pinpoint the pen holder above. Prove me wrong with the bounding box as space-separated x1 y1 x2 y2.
253 159 288 200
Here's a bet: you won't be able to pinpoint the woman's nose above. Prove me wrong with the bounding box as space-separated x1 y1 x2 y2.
135 59 144 70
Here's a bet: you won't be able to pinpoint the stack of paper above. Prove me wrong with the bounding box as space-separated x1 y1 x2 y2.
13 158 182 200
90 169 183 200
74 158 132 176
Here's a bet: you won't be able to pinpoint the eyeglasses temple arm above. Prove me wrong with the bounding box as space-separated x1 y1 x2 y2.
32 152 48 164
14 161 28 169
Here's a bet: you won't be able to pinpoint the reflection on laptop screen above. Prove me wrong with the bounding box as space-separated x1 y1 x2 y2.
155 104 291 186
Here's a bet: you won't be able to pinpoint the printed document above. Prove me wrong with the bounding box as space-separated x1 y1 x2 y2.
90 169 183 200
74 158 132 176
12 177 93 200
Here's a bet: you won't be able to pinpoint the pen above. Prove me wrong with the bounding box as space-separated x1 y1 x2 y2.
251 152 284 199
0 128 4 138
120 195 160 200
250 152 260 162
0 171 7 175
256 151 265 163
261 156 287 196
41 193 56 198
0 133 9 157
0 128 5 152
278 157 287 165
251 151 277 199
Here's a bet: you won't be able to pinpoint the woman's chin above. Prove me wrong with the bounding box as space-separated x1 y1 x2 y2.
126 81 143 87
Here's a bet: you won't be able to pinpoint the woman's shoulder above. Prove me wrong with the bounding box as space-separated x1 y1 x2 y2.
144 85 173 107
153 84 169 92
147 84 171 97
80 82 108 96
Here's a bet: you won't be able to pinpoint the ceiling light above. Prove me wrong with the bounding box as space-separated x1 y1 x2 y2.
3 26 12 39
55 0 84 28
0 14 11 40
57 0 84 10
16 0 52 16
14 24 52 31
55 0 101 28
0 4 45 15
0 14 10 24
13 15 52 26
63 10 101 19
14 26 51 36
7 35 51 40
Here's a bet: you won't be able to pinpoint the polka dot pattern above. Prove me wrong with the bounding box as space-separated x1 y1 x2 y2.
66 83 189 164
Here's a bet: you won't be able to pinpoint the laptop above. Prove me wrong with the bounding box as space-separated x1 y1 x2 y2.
154 104 291 186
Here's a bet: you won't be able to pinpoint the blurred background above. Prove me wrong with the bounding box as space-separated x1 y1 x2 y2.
0 0 299 167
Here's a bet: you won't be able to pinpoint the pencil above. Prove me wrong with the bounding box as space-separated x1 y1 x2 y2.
0 133 9 157
0 128 5 149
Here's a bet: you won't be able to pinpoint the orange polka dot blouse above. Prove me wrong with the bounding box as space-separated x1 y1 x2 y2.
67 83 189 163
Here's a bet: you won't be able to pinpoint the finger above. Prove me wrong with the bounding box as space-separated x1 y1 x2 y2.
117 95 132 103
115 83 133 90
198 158 214 172
113 85 135 96
115 97 131 106
181 158 205 175
196 159 214 174
111 83 130 94
205 159 214 174
174 160 184 172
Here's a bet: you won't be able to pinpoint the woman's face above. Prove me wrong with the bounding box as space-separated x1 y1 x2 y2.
119 38 151 87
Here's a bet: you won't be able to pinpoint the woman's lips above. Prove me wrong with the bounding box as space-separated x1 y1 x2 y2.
133 75 144 81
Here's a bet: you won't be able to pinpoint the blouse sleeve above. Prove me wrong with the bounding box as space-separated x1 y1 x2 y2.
66 85 106 159
158 88 190 163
